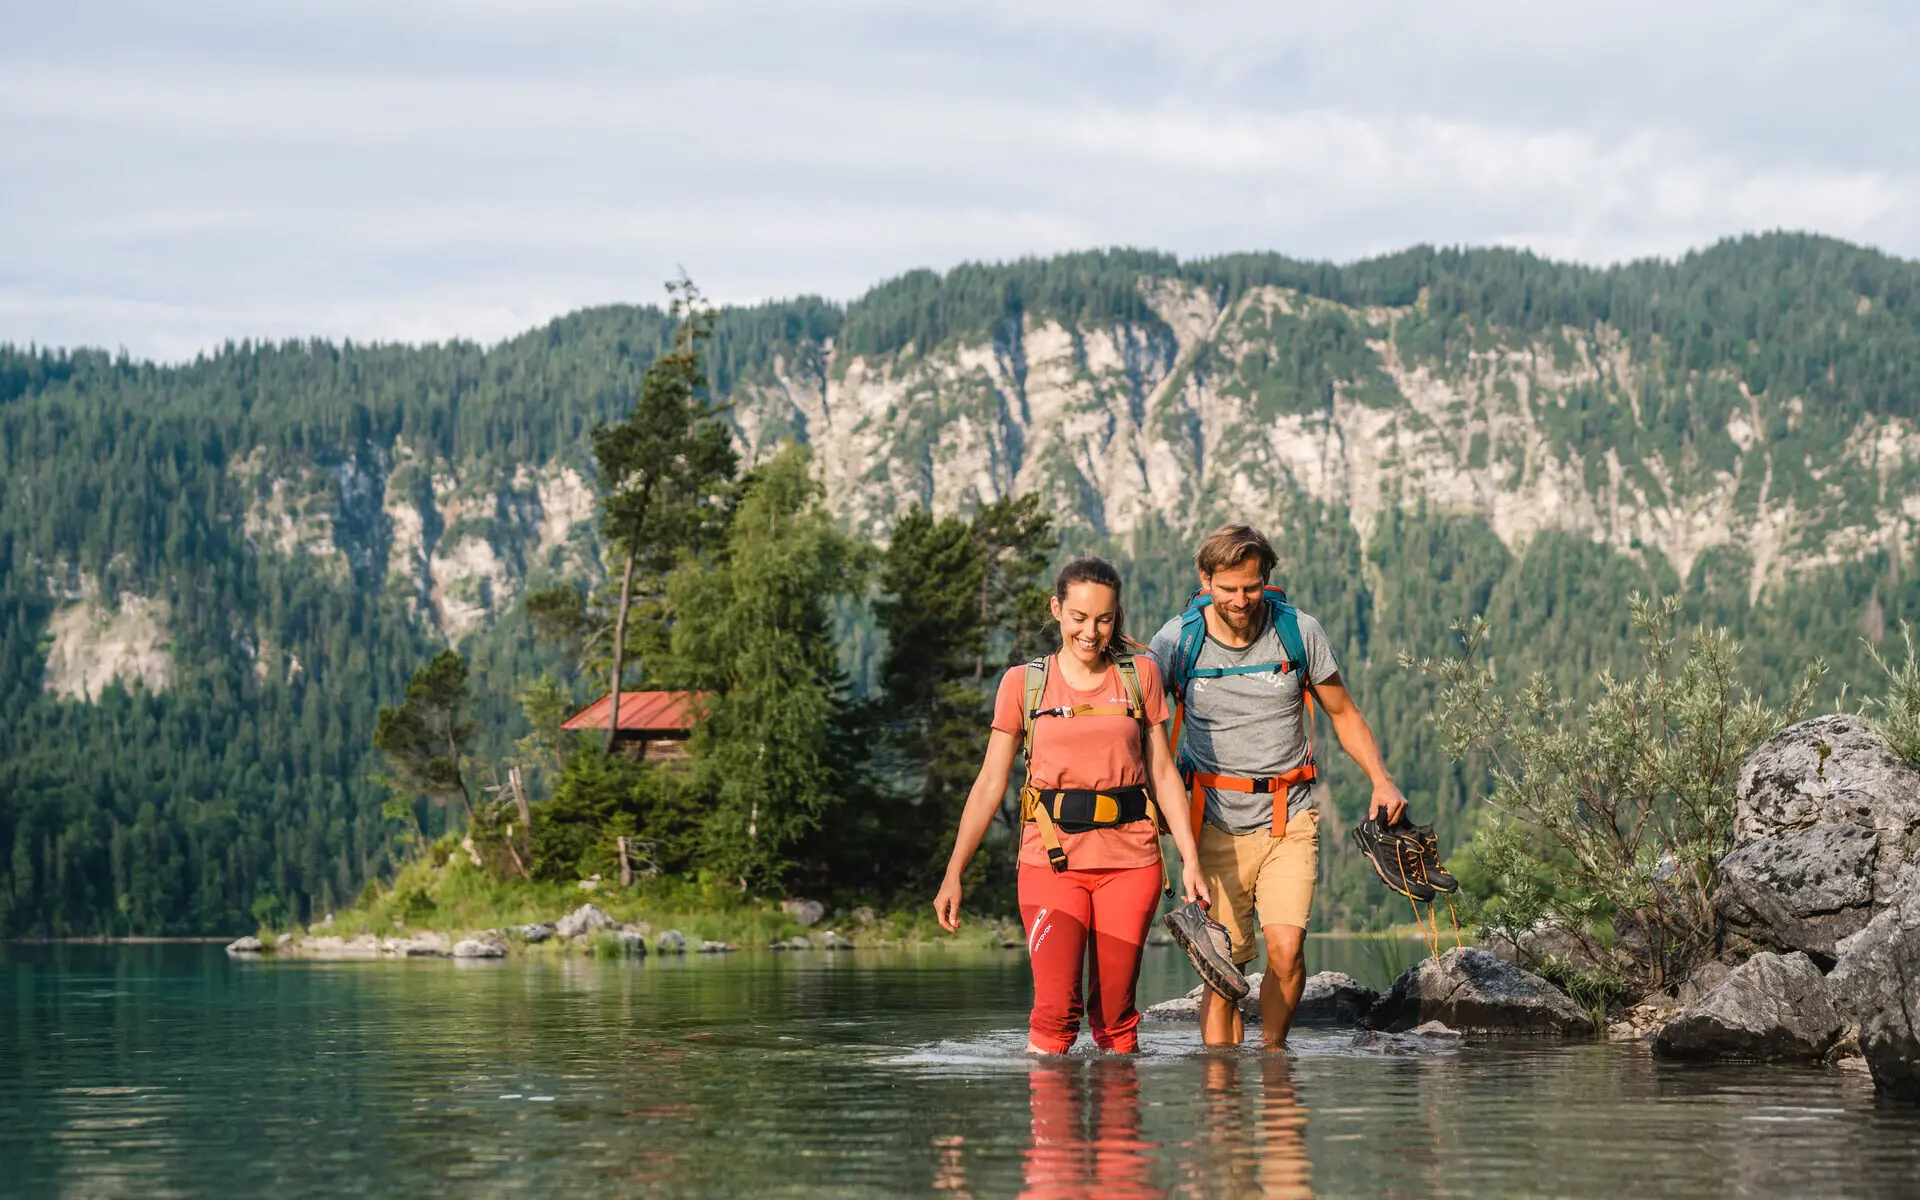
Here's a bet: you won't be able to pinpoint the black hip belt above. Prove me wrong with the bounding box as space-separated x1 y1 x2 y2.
1021 785 1152 834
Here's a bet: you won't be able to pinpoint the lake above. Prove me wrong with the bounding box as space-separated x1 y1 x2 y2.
3 939 1918 1197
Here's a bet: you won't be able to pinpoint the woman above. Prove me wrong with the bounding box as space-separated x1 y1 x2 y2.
935 556 1210 1054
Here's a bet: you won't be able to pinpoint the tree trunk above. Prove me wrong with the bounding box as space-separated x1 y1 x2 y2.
606 545 639 753
445 717 475 829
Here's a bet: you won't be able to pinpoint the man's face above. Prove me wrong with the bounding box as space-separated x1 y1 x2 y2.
1201 558 1266 636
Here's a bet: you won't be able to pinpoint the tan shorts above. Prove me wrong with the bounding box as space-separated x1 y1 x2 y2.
1197 808 1319 965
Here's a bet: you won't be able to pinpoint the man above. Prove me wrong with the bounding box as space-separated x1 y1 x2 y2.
1148 524 1407 1050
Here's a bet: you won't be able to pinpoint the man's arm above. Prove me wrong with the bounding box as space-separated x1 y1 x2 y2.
1307 672 1407 823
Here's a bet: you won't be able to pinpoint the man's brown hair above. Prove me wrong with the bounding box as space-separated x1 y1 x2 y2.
1194 523 1277 579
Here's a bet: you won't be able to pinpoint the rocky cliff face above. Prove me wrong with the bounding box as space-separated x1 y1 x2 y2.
44 277 1920 693
731 279 1919 601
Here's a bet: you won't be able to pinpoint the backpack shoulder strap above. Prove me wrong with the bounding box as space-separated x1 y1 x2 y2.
1110 650 1147 719
1168 590 1210 699
1020 656 1050 778
1266 590 1310 682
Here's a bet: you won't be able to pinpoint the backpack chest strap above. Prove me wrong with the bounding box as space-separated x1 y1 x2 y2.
1188 661 1297 682
1027 703 1143 721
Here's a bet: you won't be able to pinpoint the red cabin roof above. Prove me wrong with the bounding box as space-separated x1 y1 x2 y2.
561 691 707 733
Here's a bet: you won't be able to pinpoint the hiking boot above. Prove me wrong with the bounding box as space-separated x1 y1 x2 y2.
1351 816 1436 902
1405 822 1458 893
1163 900 1249 1002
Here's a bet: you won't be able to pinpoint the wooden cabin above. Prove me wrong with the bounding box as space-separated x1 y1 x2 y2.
561 691 706 760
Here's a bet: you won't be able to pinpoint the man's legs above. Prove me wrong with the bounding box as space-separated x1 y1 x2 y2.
1253 807 1320 1052
1195 823 1260 1047
1259 923 1307 1050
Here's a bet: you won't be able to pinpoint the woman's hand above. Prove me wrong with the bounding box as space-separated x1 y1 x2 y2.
1180 862 1211 909
934 873 964 931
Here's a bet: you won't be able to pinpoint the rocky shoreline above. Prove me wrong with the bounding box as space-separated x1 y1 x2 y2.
1144 715 1920 1101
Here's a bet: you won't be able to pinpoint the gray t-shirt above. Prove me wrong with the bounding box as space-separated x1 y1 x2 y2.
1147 607 1340 834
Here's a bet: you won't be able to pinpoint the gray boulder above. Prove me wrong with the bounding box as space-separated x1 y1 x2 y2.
1652 951 1842 1061
513 922 557 944
1717 822 1880 965
1675 960 1732 1006
822 930 854 950
1828 864 1920 1099
1723 715 1920 958
781 898 826 927
1367 947 1591 1036
1299 972 1380 1026
452 938 506 959
226 936 263 955
698 940 737 954
655 929 688 954
555 904 617 940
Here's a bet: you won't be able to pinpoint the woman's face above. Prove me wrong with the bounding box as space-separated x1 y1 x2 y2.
1050 581 1118 666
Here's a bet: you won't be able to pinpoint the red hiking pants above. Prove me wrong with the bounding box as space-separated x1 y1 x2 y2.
1018 862 1162 1053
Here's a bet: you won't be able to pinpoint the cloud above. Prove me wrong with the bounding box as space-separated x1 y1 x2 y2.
1 0 1916 359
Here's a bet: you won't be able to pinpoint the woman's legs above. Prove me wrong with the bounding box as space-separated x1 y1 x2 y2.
1082 864 1164 1052
1019 862 1094 1053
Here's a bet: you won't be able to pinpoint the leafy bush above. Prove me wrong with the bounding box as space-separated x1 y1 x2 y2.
1863 622 1920 763
1406 595 1822 996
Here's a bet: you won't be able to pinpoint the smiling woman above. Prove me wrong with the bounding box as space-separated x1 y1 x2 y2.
934 555 1210 1054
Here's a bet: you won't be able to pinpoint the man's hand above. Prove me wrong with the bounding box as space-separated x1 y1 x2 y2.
1367 780 1408 825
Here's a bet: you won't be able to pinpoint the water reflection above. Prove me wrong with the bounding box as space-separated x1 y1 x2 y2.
1020 1058 1158 1198
1183 1055 1312 1199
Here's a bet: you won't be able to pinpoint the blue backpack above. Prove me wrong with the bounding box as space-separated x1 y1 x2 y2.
1164 585 1311 702
1164 584 1318 838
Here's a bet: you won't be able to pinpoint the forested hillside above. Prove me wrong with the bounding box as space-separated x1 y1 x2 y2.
5 232 1920 935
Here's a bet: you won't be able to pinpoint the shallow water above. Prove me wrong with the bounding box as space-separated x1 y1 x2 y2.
2 941 1917 1197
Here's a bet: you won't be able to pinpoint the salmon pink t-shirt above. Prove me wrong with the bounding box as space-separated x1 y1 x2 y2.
992 654 1171 871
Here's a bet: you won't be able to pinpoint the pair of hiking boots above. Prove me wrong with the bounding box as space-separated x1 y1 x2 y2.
1352 815 1456 901
1161 816 1460 1002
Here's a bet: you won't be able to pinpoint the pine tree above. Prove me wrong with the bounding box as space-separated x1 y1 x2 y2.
590 277 738 751
667 445 867 889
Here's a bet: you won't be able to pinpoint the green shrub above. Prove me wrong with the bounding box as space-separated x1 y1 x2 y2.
1407 595 1822 997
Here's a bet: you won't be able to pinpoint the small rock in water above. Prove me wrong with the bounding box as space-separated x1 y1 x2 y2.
698 940 737 954
781 898 826 927
1350 1025 1464 1055
596 930 646 957
555 904 618 940
655 929 688 954
822 931 854 950
452 938 506 959
225 936 263 955
1367 947 1590 1036
514 922 557 944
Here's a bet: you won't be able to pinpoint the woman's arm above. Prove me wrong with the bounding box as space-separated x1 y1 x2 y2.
1147 721 1210 907
933 728 1020 931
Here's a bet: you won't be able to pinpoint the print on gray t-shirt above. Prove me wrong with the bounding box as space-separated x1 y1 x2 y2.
1146 607 1340 834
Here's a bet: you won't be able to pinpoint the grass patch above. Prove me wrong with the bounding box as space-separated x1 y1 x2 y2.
284 836 1016 950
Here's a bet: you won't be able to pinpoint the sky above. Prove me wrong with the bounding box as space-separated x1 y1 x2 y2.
3 0 1917 361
